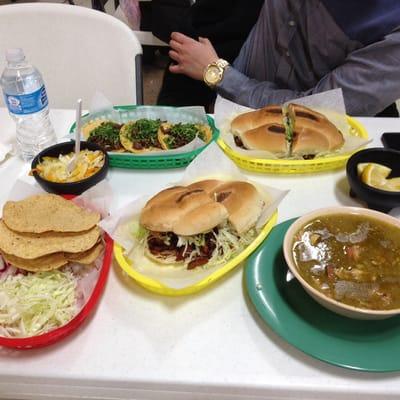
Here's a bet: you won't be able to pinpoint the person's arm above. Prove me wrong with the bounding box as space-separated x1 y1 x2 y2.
169 30 400 116
219 29 400 116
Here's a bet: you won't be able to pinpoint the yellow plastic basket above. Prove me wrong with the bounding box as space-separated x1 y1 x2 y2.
114 211 278 296
217 116 368 174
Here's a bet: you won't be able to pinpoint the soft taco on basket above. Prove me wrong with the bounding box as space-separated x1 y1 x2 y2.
231 104 344 159
120 118 163 153
157 122 213 150
82 120 124 152
133 179 265 270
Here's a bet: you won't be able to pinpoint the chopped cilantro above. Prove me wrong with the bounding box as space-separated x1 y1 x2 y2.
127 119 162 148
88 121 122 149
165 123 206 149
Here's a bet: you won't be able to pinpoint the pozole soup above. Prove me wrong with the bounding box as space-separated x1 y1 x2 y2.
292 214 400 310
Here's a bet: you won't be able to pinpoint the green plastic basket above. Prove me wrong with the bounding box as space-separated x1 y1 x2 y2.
69 105 219 169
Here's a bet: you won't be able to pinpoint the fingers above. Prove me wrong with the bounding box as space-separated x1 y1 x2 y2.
171 32 192 43
198 37 211 45
169 63 182 74
168 50 180 63
169 39 182 51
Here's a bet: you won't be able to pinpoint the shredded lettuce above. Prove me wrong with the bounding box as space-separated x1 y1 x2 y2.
130 220 147 240
283 113 294 157
0 270 77 338
207 224 257 267
142 222 257 269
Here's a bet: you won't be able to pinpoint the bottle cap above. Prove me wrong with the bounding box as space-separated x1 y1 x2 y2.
5 48 25 63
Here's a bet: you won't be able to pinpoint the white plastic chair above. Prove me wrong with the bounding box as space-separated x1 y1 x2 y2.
0 3 143 109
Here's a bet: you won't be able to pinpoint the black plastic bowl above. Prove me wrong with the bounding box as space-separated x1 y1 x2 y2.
31 141 109 195
346 147 400 213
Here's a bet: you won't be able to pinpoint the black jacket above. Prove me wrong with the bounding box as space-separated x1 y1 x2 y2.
151 0 264 62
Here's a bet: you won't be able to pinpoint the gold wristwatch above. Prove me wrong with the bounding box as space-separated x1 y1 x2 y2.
203 59 230 88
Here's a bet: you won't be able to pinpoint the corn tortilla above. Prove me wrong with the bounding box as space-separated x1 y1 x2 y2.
2 241 104 271
0 221 101 259
158 123 213 150
119 122 161 153
66 242 104 265
3 194 100 233
2 251 69 272
82 119 107 139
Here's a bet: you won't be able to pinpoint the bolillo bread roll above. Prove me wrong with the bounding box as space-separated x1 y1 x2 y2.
287 104 344 152
231 105 283 135
239 123 287 153
140 180 264 236
139 180 265 269
230 103 344 157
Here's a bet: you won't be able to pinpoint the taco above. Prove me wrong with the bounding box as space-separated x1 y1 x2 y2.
120 119 163 153
158 122 213 150
83 120 124 152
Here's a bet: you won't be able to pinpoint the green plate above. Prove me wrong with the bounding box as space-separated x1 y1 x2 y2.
245 218 400 372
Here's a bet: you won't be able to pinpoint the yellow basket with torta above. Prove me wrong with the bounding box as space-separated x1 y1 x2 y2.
217 104 369 174
114 179 278 296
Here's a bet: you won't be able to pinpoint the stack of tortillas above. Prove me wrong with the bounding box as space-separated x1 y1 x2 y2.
0 194 103 272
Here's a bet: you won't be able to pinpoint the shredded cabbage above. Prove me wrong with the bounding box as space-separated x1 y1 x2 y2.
0 270 77 338
142 223 257 269
130 220 147 240
207 224 257 267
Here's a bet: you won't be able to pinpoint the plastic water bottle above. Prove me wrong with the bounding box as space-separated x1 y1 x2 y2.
0 48 56 161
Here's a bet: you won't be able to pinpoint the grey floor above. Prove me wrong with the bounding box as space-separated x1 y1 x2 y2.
142 50 168 105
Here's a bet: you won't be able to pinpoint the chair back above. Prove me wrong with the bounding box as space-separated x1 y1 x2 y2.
0 3 143 109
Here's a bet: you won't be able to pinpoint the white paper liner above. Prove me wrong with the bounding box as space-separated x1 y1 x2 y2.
214 89 370 159
100 143 288 289
6 179 113 219
73 92 212 156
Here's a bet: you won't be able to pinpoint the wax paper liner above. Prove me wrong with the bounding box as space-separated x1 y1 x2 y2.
214 88 370 159
100 142 288 289
7 179 113 219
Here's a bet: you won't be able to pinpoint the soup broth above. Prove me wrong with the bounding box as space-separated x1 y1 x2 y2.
292 214 400 310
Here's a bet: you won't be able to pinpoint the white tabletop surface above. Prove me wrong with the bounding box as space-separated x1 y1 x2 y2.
1 108 400 400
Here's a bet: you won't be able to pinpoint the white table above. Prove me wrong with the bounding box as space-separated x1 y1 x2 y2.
1 108 400 400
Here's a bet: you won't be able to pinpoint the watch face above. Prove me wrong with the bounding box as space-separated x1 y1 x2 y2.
205 65 222 85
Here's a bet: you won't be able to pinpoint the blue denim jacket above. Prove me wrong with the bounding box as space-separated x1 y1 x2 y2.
217 0 400 116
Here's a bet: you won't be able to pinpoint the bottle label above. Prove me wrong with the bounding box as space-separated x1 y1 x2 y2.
4 85 48 115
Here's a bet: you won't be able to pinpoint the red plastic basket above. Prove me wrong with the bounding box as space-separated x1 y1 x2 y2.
0 226 113 349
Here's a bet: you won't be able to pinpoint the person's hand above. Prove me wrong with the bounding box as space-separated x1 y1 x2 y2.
168 32 219 80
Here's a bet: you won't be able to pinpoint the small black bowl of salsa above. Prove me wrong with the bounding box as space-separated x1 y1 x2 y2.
31 141 109 195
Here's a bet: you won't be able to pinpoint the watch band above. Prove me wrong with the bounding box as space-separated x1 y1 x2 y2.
215 59 230 69
203 58 230 88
